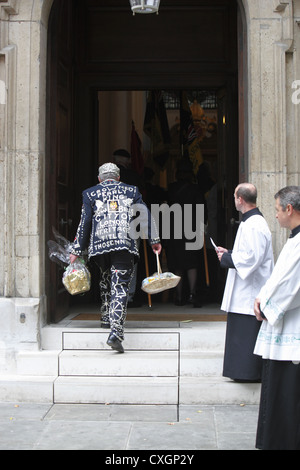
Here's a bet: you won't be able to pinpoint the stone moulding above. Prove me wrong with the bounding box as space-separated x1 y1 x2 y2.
274 0 294 52
0 1 19 20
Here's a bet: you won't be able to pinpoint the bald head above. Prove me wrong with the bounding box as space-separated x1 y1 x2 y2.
234 183 257 214
235 183 257 205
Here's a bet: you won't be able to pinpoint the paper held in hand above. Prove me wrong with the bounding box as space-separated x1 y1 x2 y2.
210 237 219 252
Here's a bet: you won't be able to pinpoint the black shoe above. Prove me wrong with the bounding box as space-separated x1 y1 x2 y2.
107 333 124 353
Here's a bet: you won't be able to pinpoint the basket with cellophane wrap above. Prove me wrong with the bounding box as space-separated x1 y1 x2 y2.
47 228 91 296
141 253 181 294
62 259 91 295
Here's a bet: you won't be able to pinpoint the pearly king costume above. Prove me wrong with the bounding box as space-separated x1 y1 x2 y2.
254 226 300 450
220 208 274 381
71 164 160 343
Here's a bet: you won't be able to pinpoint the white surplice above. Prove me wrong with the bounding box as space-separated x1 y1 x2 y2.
254 231 300 361
221 213 274 316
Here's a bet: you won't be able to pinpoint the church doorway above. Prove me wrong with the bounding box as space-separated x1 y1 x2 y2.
46 0 246 323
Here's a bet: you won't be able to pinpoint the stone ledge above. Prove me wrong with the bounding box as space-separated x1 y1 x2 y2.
0 375 55 403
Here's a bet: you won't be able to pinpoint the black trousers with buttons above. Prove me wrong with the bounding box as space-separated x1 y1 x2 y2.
93 250 134 341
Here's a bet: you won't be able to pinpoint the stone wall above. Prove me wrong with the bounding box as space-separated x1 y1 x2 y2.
246 0 300 254
0 0 51 369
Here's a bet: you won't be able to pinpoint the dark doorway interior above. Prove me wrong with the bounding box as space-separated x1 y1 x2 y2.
46 0 243 323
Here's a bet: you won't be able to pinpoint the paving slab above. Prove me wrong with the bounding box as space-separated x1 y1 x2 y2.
44 404 178 422
0 402 259 450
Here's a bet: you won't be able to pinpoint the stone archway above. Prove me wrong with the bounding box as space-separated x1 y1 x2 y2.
0 0 298 364
45 0 242 321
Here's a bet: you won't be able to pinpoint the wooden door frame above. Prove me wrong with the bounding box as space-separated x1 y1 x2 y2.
45 0 76 323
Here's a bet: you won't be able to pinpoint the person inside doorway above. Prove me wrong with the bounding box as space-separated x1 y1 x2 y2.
166 158 205 307
113 148 143 190
69 163 161 353
216 183 274 382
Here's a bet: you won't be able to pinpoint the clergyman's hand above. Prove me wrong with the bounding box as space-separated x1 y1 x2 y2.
254 298 265 322
216 246 228 262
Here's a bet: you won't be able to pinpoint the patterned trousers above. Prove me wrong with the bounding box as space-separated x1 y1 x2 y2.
93 251 134 341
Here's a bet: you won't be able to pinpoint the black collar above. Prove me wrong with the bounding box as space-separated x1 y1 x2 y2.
242 207 263 222
290 225 300 238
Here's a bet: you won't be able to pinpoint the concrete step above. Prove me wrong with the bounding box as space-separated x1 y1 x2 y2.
180 377 261 405
8 322 261 406
0 375 55 403
181 351 224 377
58 350 179 377
53 376 261 405
0 374 261 406
40 323 226 351
179 324 226 351
16 326 226 380
16 349 224 379
54 376 179 405
62 331 179 351
17 350 60 376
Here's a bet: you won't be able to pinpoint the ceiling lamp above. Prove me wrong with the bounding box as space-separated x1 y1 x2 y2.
129 0 160 15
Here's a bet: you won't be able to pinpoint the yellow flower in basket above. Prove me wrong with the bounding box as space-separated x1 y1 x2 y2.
63 260 91 295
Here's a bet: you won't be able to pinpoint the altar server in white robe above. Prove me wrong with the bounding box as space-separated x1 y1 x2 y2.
216 183 274 382
254 186 300 450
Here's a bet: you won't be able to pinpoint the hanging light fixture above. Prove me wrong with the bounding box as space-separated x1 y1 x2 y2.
129 0 160 15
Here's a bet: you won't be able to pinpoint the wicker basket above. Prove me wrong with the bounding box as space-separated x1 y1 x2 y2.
141 253 181 294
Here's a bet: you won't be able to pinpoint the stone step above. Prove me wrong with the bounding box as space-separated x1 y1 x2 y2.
10 322 260 406
0 374 261 406
62 331 179 351
17 349 224 378
53 376 261 405
58 350 179 377
180 377 261 405
179 324 226 351
40 323 226 352
17 350 60 376
0 375 55 403
181 352 224 377
54 376 179 405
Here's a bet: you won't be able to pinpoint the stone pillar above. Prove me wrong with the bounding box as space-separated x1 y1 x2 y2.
289 2 300 185
246 0 298 257
0 0 49 371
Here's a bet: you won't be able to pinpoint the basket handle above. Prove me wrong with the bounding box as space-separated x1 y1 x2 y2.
156 252 162 275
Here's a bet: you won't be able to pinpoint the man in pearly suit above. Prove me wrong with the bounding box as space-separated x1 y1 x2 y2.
70 163 161 353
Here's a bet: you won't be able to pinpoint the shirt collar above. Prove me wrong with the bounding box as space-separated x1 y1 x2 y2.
241 207 263 222
290 225 300 238
100 179 120 186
